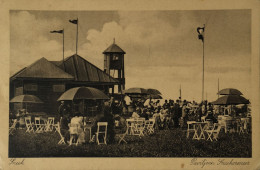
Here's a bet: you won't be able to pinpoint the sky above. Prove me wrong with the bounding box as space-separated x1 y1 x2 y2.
10 10 251 102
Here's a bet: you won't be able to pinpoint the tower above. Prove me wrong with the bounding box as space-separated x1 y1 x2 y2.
103 39 125 93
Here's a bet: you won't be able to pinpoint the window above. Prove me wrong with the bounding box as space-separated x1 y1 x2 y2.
24 84 38 91
112 55 119 61
53 84 65 92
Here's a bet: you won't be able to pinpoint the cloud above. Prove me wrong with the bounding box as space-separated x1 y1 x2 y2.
78 11 251 101
10 10 251 102
206 66 251 74
10 11 68 75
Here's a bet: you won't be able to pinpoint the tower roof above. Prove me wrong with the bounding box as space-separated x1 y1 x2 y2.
103 43 126 54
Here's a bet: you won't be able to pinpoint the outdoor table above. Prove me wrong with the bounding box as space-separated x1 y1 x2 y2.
126 118 145 136
192 122 208 140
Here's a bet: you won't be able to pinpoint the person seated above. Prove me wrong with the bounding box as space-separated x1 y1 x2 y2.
70 114 85 144
141 108 149 120
205 111 217 123
132 111 140 119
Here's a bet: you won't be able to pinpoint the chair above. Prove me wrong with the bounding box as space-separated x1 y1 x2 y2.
146 119 155 135
69 123 80 146
239 118 249 134
96 122 108 145
205 123 222 141
134 119 145 137
117 127 128 144
35 117 45 133
186 121 196 138
25 117 34 133
9 119 17 135
45 117 55 132
224 119 234 133
126 119 135 135
56 122 66 145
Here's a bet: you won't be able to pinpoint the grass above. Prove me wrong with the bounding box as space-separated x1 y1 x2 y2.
9 128 251 157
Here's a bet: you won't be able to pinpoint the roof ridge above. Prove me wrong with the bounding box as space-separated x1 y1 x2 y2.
11 57 46 79
11 57 74 79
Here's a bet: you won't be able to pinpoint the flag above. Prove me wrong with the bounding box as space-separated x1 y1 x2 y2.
69 19 78 24
197 26 205 42
50 30 63 34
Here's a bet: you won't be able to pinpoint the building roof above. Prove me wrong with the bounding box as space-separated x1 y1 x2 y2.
11 55 119 85
10 57 74 80
51 54 119 83
103 43 126 54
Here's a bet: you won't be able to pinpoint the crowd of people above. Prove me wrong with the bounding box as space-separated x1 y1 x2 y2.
111 96 250 130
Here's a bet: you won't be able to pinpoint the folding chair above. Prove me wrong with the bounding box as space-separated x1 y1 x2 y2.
239 119 249 134
186 121 196 138
69 123 80 146
35 117 44 133
205 123 222 141
56 122 66 145
117 127 128 144
9 119 17 135
146 119 155 135
96 122 108 145
135 119 145 137
25 117 34 133
53 118 61 132
45 117 55 132
224 119 233 133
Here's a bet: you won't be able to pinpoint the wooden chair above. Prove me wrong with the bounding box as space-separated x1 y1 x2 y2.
53 121 60 133
25 117 34 133
96 122 108 145
205 123 222 141
239 118 250 134
56 122 66 145
45 117 55 132
186 121 196 138
9 119 17 135
225 119 234 133
35 117 44 133
134 119 145 137
146 119 155 135
117 127 128 144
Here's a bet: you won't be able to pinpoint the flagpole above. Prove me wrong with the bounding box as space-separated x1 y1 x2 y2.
76 18 78 55
63 29 65 71
180 84 182 99
218 78 219 99
202 24 205 102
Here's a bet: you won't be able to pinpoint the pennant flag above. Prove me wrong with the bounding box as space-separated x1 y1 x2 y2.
69 19 78 24
50 30 63 34
197 26 205 42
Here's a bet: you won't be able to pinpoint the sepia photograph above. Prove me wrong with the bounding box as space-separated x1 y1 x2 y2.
9 9 252 157
1 0 259 169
